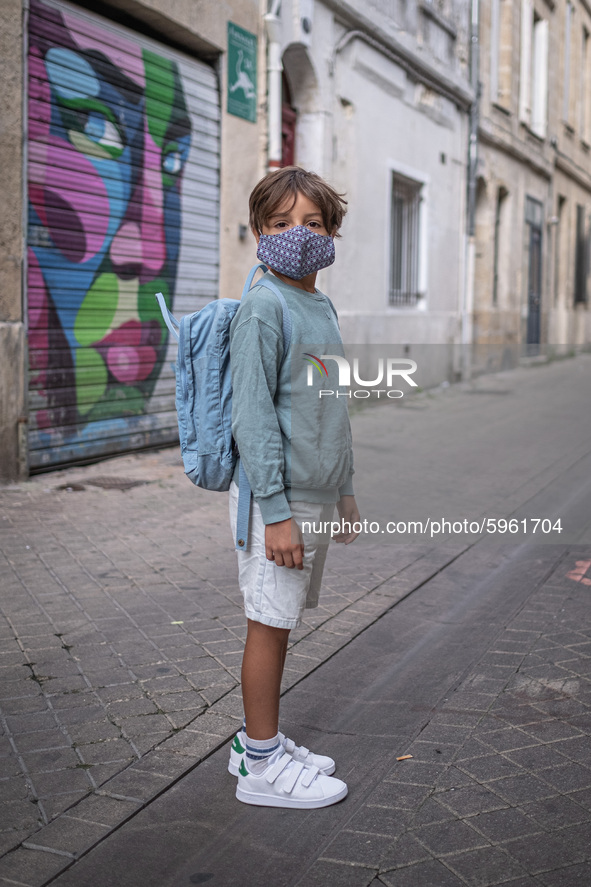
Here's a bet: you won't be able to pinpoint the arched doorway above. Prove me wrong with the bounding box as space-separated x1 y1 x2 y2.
281 73 297 167
281 43 323 172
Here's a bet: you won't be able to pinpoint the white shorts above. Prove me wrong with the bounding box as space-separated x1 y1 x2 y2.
229 481 335 629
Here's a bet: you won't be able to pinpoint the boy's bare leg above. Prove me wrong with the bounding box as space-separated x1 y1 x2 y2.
242 618 290 740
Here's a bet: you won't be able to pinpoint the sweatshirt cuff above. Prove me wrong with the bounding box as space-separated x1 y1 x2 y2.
257 489 292 525
338 475 355 498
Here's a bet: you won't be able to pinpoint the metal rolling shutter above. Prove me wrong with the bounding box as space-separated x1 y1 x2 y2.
27 0 220 469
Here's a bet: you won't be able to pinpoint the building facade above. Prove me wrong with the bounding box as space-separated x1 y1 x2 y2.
1 0 264 479
274 0 473 381
475 0 591 352
1 0 476 480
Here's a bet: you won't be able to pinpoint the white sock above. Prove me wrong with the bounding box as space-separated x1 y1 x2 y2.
242 719 285 746
244 732 281 775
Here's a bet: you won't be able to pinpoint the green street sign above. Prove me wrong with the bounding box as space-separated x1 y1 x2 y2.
227 22 257 123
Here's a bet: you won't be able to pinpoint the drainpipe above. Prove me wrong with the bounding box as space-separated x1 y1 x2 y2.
264 10 282 170
462 0 480 379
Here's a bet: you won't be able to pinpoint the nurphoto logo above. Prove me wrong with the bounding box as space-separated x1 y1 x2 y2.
304 354 418 399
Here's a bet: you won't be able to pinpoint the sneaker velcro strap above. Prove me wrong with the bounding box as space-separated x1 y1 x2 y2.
283 761 305 793
300 765 320 788
298 746 310 760
265 752 292 785
284 738 295 754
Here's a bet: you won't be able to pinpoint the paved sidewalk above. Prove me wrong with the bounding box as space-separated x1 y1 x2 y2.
0 354 590 885
319 546 591 887
0 447 463 884
32 541 591 887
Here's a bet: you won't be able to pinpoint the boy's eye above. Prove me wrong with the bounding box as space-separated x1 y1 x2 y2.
268 220 325 231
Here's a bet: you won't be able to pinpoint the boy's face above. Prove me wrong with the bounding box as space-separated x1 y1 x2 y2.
256 192 332 240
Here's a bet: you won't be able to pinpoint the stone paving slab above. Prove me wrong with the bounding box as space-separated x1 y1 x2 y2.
34 538 590 887
0 446 467 878
320 546 591 887
1 355 590 884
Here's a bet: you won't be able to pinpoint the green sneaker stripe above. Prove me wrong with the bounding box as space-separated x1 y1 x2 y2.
232 736 245 754
239 759 248 777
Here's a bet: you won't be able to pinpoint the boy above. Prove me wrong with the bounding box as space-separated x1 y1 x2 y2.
228 167 360 808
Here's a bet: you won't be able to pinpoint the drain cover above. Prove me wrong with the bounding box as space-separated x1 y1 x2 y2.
85 477 149 491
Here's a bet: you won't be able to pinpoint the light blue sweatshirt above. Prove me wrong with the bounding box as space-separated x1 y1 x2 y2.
230 270 354 525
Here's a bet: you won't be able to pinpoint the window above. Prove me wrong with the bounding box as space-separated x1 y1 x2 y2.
574 204 588 304
581 27 590 143
491 0 513 108
492 187 508 305
554 195 566 305
519 0 532 123
389 174 423 307
525 195 544 228
531 13 549 136
491 0 500 100
525 197 543 347
519 1 548 137
564 3 573 124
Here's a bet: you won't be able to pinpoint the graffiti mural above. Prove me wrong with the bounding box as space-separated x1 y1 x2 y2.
27 1 218 467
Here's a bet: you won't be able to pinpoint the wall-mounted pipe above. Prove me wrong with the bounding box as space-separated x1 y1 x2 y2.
264 10 283 170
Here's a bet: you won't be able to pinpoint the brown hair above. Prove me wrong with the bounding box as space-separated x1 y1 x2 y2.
249 166 348 237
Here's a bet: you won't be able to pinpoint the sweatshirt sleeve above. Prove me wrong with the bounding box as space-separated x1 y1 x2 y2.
324 298 355 499
230 313 292 525
338 472 355 498
338 437 355 497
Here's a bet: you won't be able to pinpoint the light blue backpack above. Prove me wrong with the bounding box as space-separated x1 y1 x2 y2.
155 264 292 551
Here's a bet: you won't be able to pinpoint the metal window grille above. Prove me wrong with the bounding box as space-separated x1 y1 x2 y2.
389 174 422 306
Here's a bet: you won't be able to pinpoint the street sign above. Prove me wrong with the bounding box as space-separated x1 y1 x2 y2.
227 22 257 123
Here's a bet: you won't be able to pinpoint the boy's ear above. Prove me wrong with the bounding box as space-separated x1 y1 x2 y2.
254 230 261 244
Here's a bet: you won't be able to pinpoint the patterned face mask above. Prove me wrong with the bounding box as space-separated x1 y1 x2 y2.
256 226 335 280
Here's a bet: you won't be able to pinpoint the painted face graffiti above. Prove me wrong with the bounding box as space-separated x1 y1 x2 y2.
28 0 191 438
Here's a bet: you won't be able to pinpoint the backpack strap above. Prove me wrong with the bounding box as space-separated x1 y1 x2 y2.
240 262 267 297
255 278 292 357
235 460 253 551
234 268 292 551
238 265 293 354
155 293 180 341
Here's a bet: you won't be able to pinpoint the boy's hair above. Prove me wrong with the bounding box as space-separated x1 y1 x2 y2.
249 167 348 237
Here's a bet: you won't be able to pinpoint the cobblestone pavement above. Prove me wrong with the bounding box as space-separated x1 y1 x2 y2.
1 354 590 886
316 547 591 887
26 541 591 887
0 447 464 883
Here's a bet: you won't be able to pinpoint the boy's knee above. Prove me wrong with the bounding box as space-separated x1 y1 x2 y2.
247 618 290 644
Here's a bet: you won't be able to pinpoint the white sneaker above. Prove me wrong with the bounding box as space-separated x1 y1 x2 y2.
235 750 348 809
228 731 336 777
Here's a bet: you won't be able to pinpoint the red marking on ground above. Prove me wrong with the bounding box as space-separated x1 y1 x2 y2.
566 560 591 584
